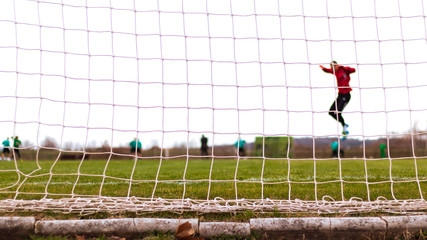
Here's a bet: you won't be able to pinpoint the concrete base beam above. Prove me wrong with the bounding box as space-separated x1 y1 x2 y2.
35 218 198 237
0 217 35 237
200 222 250 237
0 215 426 239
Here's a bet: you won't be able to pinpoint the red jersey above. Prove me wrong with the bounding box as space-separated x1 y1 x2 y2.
321 65 355 94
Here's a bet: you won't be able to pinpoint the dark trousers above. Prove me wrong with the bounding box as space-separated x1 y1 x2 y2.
332 150 344 158
329 93 351 127
238 148 245 156
201 147 208 156
13 149 20 159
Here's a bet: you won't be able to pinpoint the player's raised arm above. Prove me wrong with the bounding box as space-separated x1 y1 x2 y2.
319 65 333 73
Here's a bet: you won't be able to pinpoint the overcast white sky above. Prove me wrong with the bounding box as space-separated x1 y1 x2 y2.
0 0 426 149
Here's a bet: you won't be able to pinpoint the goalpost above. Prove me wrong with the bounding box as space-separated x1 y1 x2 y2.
0 0 426 215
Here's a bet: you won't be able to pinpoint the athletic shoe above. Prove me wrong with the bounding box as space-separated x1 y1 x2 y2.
342 130 349 140
343 124 349 132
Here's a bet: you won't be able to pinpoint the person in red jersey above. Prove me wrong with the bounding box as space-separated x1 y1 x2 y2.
320 61 356 140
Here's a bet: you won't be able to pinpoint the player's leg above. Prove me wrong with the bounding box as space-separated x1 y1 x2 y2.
339 149 345 158
336 93 351 138
13 149 21 160
328 97 339 123
336 94 348 126
241 147 246 157
331 150 338 158
329 94 350 125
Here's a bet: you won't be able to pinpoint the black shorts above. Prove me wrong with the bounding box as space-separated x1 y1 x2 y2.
3 148 10 154
131 148 141 154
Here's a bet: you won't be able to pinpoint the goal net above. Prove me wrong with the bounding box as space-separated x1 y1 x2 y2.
0 0 426 215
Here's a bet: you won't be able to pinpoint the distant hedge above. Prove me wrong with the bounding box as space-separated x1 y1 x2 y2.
254 136 293 158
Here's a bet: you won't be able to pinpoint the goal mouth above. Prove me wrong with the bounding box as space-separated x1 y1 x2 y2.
1 0 426 216
1 197 426 215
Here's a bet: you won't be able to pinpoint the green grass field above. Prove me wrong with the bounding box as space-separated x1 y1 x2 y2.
1 157 426 203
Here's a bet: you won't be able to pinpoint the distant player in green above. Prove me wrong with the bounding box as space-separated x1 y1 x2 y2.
234 138 246 157
12 136 22 160
380 143 387 158
200 135 208 156
331 141 344 158
129 138 142 156
2 137 11 161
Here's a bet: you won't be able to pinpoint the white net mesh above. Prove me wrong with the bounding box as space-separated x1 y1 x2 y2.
0 0 426 214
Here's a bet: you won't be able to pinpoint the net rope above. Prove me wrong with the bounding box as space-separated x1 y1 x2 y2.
0 0 426 214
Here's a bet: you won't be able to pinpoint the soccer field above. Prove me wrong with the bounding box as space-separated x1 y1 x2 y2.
1 158 426 202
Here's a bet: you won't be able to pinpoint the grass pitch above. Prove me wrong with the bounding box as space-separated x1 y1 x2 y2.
0 157 426 202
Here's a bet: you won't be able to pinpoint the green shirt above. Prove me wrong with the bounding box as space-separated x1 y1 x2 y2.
331 141 338 151
13 139 21 148
234 140 246 149
129 140 142 149
2 140 10 147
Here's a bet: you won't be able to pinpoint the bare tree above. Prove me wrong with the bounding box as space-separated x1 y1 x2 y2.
63 141 77 150
22 140 34 148
41 136 58 148
101 140 110 151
